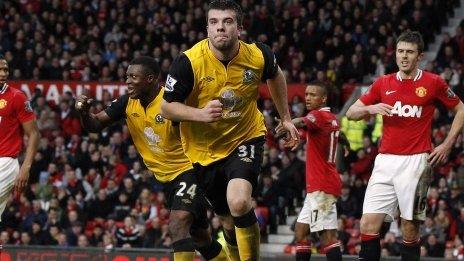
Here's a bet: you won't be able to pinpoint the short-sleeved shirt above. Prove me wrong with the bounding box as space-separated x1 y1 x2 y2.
163 39 277 166
105 88 192 182
302 107 341 196
360 70 460 154
0 84 35 157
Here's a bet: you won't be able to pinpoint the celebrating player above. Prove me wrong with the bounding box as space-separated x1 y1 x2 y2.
161 1 299 260
0 55 40 220
277 81 348 261
76 56 225 261
346 30 464 261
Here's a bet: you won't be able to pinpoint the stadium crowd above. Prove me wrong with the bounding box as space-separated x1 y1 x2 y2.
1 0 464 258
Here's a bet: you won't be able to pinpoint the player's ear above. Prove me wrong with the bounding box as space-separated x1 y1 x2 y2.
417 51 424 61
146 74 155 83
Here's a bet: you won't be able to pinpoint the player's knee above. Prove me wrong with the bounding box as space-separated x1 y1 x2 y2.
227 197 251 216
294 222 309 242
360 215 381 234
169 211 193 239
319 229 338 246
401 221 420 241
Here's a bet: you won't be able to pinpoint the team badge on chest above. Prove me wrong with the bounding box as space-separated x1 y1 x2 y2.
415 87 427 97
0 99 7 109
243 69 257 84
155 114 164 123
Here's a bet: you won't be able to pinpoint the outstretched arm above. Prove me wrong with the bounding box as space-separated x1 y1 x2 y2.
268 67 299 150
76 95 113 133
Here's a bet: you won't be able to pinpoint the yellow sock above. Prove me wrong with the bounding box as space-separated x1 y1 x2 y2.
235 222 260 261
224 242 240 261
173 251 195 261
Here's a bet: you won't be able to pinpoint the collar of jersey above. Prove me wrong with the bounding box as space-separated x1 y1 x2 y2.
0 83 8 94
319 107 330 112
206 39 242 67
396 69 422 81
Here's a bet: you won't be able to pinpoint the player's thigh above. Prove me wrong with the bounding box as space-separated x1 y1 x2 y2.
305 191 338 233
363 154 398 223
224 137 265 197
0 157 19 219
164 169 208 227
393 153 431 222
194 162 230 216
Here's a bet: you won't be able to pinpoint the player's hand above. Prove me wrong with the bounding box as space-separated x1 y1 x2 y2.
198 99 223 122
366 103 393 116
275 118 300 151
13 165 30 197
75 95 93 114
428 142 452 166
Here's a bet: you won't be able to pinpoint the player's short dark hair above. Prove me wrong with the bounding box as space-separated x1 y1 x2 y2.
308 80 328 97
129 56 160 76
207 0 243 27
396 30 424 54
0 54 5 61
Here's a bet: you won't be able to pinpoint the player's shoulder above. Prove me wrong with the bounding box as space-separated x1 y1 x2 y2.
184 39 209 62
9 86 26 95
420 70 441 81
248 41 271 57
8 86 28 99
378 73 396 82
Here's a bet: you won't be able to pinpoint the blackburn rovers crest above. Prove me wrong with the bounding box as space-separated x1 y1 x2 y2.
243 69 257 84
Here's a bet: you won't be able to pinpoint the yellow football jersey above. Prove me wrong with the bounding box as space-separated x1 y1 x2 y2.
106 88 192 182
164 39 278 166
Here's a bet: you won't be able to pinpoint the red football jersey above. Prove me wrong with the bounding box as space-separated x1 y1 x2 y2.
302 107 341 196
360 70 460 155
0 85 36 157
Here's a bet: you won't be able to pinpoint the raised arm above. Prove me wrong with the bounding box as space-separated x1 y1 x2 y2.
75 95 114 133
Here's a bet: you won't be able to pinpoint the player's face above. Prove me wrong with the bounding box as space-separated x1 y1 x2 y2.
0 59 9 86
305 85 326 111
125 65 154 99
207 9 241 52
396 41 423 74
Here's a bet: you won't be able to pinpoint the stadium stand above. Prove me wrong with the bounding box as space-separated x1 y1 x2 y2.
1 0 464 259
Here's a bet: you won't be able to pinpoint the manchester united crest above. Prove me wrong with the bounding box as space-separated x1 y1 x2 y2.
0 99 7 109
415 87 427 97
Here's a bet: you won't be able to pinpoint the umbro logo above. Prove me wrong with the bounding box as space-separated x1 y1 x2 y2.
182 199 192 204
241 157 253 163
131 112 140 117
201 76 215 82
386 90 397 95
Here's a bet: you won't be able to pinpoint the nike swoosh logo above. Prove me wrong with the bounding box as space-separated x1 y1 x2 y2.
386 90 397 95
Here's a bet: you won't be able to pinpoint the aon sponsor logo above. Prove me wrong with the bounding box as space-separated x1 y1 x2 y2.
391 101 422 117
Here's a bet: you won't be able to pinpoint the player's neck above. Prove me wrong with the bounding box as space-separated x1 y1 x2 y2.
399 68 419 80
209 40 240 62
140 85 160 108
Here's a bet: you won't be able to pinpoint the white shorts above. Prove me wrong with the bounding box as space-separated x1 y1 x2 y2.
0 157 19 221
297 191 338 232
363 153 431 222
